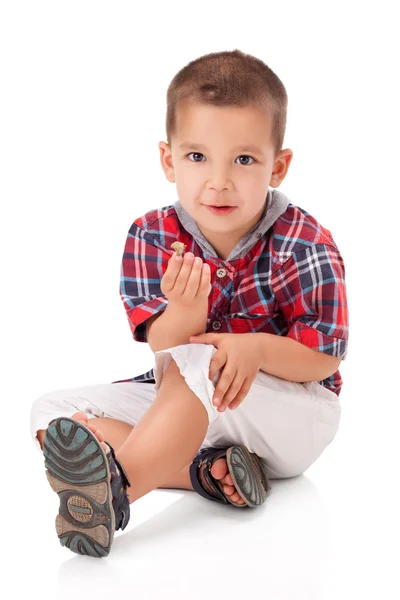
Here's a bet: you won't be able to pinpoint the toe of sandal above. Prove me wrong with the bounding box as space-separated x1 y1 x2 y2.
190 445 271 508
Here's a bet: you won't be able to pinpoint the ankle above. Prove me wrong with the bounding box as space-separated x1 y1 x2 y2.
157 463 194 491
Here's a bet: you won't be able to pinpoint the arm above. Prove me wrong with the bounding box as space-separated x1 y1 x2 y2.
255 332 341 383
119 220 209 350
147 301 208 353
268 244 348 382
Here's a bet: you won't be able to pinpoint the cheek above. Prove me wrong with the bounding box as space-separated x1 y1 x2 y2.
175 169 201 193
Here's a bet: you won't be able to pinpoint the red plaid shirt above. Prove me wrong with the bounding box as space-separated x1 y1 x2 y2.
112 189 349 397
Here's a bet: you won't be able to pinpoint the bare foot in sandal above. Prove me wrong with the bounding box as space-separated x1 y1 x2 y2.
199 458 245 505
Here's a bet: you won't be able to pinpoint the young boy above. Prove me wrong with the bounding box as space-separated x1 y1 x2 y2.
31 49 349 558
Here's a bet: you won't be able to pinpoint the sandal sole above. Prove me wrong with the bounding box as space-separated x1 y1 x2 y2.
225 446 269 507
43 417 115 558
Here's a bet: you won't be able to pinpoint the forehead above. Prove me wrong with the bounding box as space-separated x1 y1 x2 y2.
174 101 273 152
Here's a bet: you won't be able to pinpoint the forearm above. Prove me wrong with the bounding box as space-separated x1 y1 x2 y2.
148 301 208 353
255 332 340 383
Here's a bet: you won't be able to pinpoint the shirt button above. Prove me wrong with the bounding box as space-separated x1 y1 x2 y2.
216 268 226 278
212 321 222 331
256 232 262 238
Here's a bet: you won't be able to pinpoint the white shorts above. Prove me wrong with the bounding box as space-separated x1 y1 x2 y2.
30 343 342 479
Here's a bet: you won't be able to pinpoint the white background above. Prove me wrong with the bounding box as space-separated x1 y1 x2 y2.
1 1 399 598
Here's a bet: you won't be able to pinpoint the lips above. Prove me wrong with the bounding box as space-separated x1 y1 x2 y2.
206 205 237 215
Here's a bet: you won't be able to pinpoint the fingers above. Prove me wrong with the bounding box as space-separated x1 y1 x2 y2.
228 382 250 410
213 368 240 411
209 353 225 381
176 252 202 296
199 261 211 294
162 252 184 294
213 371 250 412
163 252 210 299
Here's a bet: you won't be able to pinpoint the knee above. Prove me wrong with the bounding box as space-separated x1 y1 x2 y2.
163 358 183 380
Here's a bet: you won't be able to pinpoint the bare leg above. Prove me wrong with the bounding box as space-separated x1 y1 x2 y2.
115 359 209 503
36 365 244 502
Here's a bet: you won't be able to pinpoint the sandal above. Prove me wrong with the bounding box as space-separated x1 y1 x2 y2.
43 416 131 558
189 445 271 508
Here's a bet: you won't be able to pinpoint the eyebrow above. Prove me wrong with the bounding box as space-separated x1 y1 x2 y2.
179 142 265 155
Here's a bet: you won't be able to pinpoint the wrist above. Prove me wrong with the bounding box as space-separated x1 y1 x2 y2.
149 300 208 353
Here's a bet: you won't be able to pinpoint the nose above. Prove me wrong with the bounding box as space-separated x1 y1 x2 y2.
208 169 231 192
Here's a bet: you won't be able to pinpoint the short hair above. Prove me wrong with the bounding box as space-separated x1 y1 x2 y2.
165 49 288 160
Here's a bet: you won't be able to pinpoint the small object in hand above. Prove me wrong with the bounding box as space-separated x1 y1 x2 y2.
170 242 187 256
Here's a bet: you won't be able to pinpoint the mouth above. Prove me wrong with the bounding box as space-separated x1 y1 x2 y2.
205 205 237 215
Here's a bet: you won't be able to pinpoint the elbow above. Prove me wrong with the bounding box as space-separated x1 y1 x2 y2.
320 357 342 380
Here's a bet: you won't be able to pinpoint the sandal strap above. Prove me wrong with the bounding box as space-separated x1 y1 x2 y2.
105 441 131 531
190 447 230 504
106 442 132 489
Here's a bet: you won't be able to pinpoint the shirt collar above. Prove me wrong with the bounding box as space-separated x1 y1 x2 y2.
173 188 291 261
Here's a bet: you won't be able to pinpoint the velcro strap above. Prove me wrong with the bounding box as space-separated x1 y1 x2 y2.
189 447 229 504
106 441 132 489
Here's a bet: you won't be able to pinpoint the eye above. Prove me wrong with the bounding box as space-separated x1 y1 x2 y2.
186 153 256 165
236 155 255 165
187 152 205 162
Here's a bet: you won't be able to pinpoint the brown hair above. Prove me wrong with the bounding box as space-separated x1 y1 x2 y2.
165 49 288 160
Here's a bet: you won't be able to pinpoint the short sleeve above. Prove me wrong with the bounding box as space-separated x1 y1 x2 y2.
271 244 349 360
119 222 170 343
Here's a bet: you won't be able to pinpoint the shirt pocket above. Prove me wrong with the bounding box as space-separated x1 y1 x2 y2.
226 312 271 333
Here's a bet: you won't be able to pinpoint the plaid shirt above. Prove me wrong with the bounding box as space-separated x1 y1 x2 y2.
112 189 349 397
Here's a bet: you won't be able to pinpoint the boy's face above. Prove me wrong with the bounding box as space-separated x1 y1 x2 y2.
159 101 293 260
